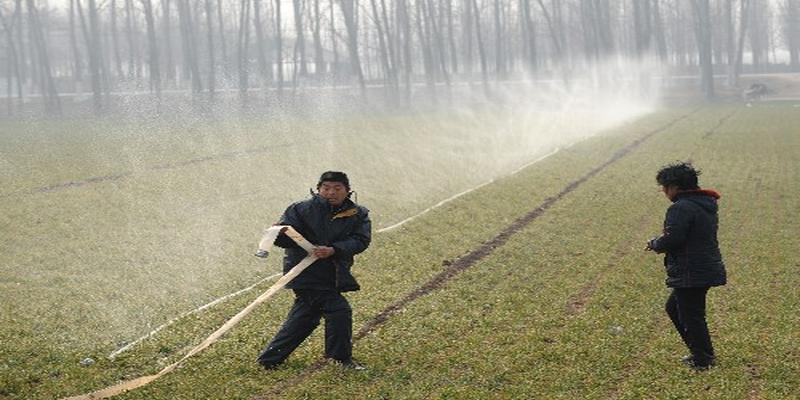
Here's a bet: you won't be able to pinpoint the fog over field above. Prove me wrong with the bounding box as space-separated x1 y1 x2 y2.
2 0 800 398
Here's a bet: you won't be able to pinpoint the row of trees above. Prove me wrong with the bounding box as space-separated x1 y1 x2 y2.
1 0 800 114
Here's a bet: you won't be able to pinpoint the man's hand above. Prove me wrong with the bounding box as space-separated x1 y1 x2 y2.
312 246 336 259
645 237 662 253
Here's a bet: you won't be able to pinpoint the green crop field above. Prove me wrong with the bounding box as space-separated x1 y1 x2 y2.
1 102 798 399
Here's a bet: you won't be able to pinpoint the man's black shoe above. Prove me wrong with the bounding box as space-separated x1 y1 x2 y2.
681 355 715 371
330 358 366 370
259 361 282 371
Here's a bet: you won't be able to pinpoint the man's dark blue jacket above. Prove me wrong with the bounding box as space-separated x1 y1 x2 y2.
273 194 371 292
649 190 727 288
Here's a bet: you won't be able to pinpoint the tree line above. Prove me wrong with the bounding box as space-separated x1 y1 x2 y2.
1 0 799 115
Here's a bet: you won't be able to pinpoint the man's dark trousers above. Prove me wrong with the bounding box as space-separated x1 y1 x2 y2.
257 289 352 366
666 287 715 365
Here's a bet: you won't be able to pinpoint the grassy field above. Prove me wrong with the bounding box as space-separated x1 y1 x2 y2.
1 102 799 399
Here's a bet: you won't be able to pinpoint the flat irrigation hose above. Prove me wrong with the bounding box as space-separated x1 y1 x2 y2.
63 226 317 400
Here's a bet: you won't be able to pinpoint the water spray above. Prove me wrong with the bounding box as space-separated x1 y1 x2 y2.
63 226 317 400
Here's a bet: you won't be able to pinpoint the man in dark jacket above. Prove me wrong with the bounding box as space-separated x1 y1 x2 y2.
646 162 726 371
257 171 371 370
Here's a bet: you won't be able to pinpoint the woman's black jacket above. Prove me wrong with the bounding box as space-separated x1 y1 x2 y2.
649 190 727 288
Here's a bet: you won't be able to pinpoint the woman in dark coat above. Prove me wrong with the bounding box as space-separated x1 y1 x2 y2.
647 162 726 370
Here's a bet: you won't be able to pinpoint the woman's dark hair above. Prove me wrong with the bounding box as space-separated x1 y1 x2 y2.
656 162 701 190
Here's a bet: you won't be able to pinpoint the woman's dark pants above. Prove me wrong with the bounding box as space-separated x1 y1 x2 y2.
666 287 716 366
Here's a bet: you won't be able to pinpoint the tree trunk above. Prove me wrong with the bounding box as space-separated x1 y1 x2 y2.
493 0 505 78
76 0 104 112
463 0 474 77
445 0 458 74
312 0 326 76
732 0 750 85
0 7 23 113
472 0 490 96
69 0 83 83
293 0 308 77
520 0 537 74
25 0 61 114
215 0 228 80
142 0 162 99
370 0 393 88
109 0 123 79
397 0 412 104
427 0 451 92
633 0 652 58
338 0 366 96
204 0 215 97
14 0 26 86
690 0 715 100
177 0 203 94
253 0 270 87
536 0 564 64
330 0 338 80
652 0 668 62
784 0 800 70
238 0 251 98
380 0 399 88
415 0 436 100
124 0 141 78
275 0 284 92
163 0 175 83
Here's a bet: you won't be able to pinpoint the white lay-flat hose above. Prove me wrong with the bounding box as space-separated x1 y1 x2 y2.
63 226 317 400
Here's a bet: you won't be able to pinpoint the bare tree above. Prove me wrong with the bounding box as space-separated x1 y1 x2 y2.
520 0 537 74
652 0 667 62
690 0 715 100
633 0 652 58
142 0 162 98
369 0 393 88
397 0 412 102
203 0 215 98
782 0 800 69
109 0 123 78
253 0 270 88
69 0 83 82
163 0 175 83
445 0 458 74
25 0 61 114
311 0 326 77
275 0 284 91
749 0 769 71
124 0 141 78
237 0 251 98
293 0 308 79
493 0 506 78
216 0 229 80
339 0 366 95
0 5 23 113
177 0 202 94
472 0 490 94
75 0 104 112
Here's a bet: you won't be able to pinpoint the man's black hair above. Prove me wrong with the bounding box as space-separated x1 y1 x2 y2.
656 162 701 190
317 171 350 190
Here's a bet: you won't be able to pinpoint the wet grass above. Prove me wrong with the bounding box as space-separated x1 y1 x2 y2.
2 103 798 399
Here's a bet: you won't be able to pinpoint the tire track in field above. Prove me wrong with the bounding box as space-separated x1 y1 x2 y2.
702 110 736 138
254 109 701 399
0 143 295 199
